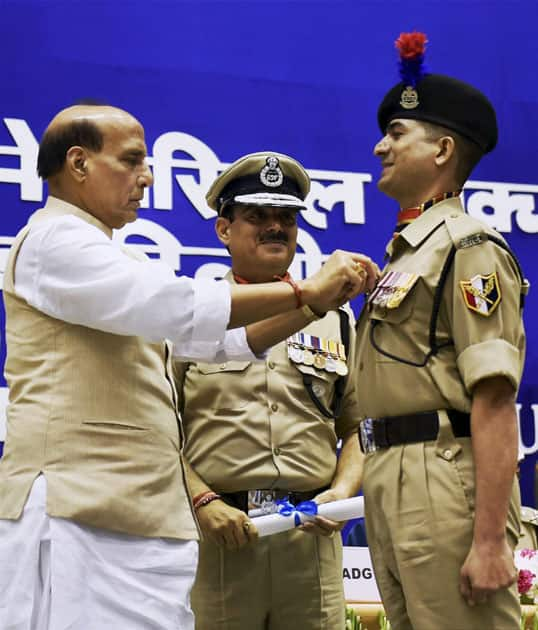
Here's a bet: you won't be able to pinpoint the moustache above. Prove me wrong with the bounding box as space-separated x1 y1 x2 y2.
258 232 289 244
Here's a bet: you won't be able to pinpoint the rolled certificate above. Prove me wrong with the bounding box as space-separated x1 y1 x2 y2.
252 496 364 538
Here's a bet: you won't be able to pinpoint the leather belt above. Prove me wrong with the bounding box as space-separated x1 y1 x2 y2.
358 410 471 454
221 488 326 514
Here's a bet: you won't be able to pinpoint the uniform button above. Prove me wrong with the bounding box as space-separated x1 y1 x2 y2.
219 364 227 370
443 449 453 460
273 447 281 456
271 403 278 412
268 361 275 370
359 362 364 371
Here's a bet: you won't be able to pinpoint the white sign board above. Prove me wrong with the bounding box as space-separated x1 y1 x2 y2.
343 546 381 603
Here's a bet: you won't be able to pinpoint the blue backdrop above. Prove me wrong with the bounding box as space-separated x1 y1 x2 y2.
1 0 537 504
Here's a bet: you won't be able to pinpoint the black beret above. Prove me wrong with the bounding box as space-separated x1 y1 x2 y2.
377 73 498 153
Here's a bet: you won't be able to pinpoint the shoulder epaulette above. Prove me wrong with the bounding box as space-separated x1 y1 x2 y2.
445 213 529 301
444 213 488 250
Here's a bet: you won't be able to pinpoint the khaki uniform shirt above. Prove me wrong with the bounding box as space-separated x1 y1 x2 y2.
177 284 361 493
355 197 526 418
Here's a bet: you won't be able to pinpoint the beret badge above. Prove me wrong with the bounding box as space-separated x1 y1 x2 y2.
260 156 283 188
400 86 419 110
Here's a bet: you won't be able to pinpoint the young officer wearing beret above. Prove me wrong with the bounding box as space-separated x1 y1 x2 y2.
176 152 371 629
355 33 528 629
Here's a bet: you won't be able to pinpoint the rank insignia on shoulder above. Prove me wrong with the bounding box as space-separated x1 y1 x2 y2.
459 234 484 249
459 272 501 316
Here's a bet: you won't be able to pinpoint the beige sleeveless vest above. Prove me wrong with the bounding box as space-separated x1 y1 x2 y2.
0 199 198 540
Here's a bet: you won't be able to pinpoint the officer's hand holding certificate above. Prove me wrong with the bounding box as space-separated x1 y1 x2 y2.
251 496 364 538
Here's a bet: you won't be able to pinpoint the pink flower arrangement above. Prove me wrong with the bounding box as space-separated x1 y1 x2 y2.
515 549 538 604
519 569 536 595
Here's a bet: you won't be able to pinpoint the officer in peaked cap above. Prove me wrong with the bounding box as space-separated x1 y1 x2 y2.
354 32 528 630
206 151 311 215
177 151 368 629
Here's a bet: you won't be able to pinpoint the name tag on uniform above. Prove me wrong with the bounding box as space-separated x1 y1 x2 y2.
368 271 419 309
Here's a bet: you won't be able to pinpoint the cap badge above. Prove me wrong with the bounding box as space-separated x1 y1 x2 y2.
260 156 283 188
400 85 419 109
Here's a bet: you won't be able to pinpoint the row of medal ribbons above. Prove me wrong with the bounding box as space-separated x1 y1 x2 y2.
286 332 348 376
367 271 419 309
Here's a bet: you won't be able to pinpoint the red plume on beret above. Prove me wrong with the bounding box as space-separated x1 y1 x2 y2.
395 31 428 86
395 32 428 59
378 31 498 153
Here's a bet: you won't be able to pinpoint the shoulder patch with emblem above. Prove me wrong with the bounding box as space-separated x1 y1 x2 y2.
459 272 501 316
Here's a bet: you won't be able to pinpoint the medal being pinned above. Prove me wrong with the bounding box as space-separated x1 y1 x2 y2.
368 270 419 309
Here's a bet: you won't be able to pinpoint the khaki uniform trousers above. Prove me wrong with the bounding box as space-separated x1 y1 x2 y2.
191 528 344 629
363 412 521 630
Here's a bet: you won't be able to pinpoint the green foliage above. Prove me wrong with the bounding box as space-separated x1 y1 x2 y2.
345 607 363 630
520 610 538 630
344 606 392 630
378 610 392 630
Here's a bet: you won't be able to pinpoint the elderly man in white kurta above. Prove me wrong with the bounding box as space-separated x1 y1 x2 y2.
0 105 373 630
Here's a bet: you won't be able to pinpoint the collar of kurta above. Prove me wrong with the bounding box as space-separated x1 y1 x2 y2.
385 196 465 258
28 196 113 239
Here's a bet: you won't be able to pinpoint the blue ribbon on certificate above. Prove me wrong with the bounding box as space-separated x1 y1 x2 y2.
276 499 318 526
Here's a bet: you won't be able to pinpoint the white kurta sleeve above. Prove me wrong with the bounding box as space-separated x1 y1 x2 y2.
174 326 261 363
14 214 253 362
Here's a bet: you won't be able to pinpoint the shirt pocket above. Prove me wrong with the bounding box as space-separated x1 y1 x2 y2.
193 361 252 410
368 292 415 325
367 289 418 365
289 362 338 415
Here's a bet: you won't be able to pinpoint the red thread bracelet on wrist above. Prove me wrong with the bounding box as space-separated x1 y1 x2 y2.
192 491 213 506
193 491 222 511
273 272 303 308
